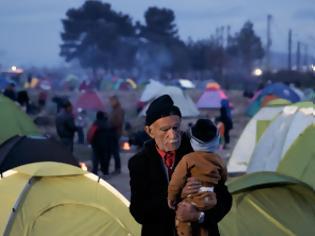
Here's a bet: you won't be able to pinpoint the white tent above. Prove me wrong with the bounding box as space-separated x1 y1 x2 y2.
247 102 315 173
139 85 200 117
227 99 290 173
178 79 195 89
140 80 165 102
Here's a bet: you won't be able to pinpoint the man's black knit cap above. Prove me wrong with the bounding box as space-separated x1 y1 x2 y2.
145 95 182 126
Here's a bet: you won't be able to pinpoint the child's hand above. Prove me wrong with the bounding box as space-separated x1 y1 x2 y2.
168 199 176 209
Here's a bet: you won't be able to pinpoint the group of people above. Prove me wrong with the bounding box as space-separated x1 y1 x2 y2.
55 95 125 176
128 95 232 236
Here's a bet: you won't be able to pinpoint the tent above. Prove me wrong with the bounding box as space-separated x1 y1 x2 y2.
74 91 105 112
139 79 165 103
177 79 195 89
0 162 140 236
139 85 200 117
0 94 40 144
0 135 79 173
228 99 291 174
113 78 137 91
304 88 315 101
247 102 315 178
205 81 221 90
277 125 315 189
196 87 228 109
62 74 80 91
246 83 300 117
0 76 13 90
219 172 315 236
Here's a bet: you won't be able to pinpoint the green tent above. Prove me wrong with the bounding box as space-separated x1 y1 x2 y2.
0 94 40 144
219 172 315 236
228 99 291 174
247 102 315 173
0 162 140 236
278 124 315 189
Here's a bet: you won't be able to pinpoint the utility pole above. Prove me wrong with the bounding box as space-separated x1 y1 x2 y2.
215 27 220 45
303 44 308 69
226 25 231 47
288 29 292 70
296 41 301 71
220 26 225 47
266 14 272 71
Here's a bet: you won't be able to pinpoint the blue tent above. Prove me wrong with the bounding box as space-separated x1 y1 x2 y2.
259 83 300 102
246 83 300 117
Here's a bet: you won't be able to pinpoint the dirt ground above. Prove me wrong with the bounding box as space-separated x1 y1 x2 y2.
37 89 251 199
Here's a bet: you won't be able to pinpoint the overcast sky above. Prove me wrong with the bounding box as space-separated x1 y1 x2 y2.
0 0 314 68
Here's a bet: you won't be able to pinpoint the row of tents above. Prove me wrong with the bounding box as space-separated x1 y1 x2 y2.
221 89 315 235
72 79 230 116
228 100 315 190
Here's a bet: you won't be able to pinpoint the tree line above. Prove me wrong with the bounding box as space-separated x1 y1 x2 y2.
60 1 264 80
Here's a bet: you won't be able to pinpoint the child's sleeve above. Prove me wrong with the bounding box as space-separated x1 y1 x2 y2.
168 157 189 202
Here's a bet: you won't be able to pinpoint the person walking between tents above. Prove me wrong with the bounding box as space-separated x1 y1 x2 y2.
217 100 233 149
108 95 125 174
87 111 112 176
55 101 78 152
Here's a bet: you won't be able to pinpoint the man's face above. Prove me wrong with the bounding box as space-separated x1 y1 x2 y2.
146 115 181 152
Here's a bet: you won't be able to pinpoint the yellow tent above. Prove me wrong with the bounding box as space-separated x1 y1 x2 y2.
0 162 140 236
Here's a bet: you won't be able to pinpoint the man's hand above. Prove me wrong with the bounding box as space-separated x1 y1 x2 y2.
176 201 200 222
181 177 202 199
168 199 176 210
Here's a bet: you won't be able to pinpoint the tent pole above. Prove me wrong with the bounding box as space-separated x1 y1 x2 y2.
3 176 40 236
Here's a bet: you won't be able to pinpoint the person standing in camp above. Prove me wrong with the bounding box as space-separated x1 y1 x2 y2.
128 95 232 236
168 118 230 236
55 101 78 152
217 100 233 149
3 83 16 101
75 108 87 144
108 95 124 174
87 111 112 176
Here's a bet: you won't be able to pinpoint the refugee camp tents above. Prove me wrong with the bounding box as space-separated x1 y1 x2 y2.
205 81 221 90
0 135 79 173
247 102 315 184
228 99 291 174
304 88 315 101
0 162 140 236
196 87 228 109
219 172 315 236
177 79 195 89
62 74 80 90
196 80 219 90
246 82 300 117
277 125 315 189
0 94 40 144
0 76 13 91
139 79 165 102
74 90 105 112
139 84 199 117
112 78 137 91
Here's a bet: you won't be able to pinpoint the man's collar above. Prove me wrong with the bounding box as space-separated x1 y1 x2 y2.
155 145 176 158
